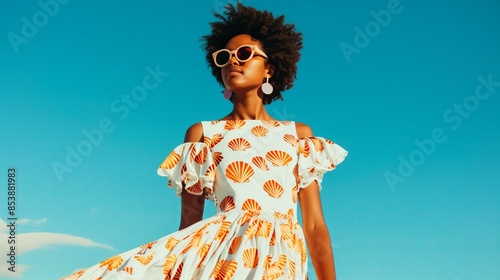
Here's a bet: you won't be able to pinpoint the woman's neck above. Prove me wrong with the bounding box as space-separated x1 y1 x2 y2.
225 93 273 120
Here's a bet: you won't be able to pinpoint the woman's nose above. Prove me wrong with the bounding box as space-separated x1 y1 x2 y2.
228 54 239 65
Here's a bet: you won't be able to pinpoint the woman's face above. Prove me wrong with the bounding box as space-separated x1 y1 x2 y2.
220 34 272 94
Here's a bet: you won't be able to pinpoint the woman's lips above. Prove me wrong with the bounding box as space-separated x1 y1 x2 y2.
226 67 243 77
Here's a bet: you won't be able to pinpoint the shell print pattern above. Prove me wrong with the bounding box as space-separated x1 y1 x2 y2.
252 156 269 171
159 151 180 170
242 248 259 268
134 252 154 265
122 267 134 275
241 198 262 212
228 138 251 151
62 120 348 280
194 145 208 164
210 134 224 149
229 236 243 254
263 180 284 198
265 150 293 167
219 196 236 212
224 120 246 130
211 259 238 279
212 152 223 166
310 137 324 152
262 120 281 127
225 161 254 183
251 125 269 137
283 134 297 146
298 141 310 158
99 255 124 271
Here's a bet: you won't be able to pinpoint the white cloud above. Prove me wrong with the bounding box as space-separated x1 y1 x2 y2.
16 232 113 254
0 218 114 278
16 218 47 226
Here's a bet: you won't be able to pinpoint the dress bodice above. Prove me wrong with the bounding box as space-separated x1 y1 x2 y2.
201 120 301 218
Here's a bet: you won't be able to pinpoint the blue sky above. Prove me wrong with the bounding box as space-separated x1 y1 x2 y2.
1 0 499 279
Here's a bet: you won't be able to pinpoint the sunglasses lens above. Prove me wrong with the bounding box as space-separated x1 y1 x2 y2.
237 47 253 61
215 51 230 66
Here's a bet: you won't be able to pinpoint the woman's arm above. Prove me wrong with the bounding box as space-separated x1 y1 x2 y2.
179 123 205 230
298 182 336 280
296 122 336 280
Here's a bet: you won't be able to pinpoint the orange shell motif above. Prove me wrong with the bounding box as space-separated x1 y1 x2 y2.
263 254 287 279
210 134 224 149
229 236 242 254
311 137 324 151
228 138 251 151
211 260 238 279
291 185 299 203
99 255 124 271
194 145 208 164
215 221 232 240
162 254 178 276
298 141 310 158
242 198 262 211
257 220 273 238
212 152 223 166
252 156 269 171
186 181 203 195
279 121 292 126
140 240 157 250
269 232 276 246
122 267 133 275
180 163 187 176
283 134 297 146
280 224 293 241
134 252 154 265
189 144 197 163
242 248 259 268
205 163 216 178
265 150 293 167
263 180 284 198
264 255 273 270
219 196 236 212
65 270 85 280
250 125 269 137
226 161 254 183
172 262 184 279
288 259 296 276
197 243 210 259
262 120 280 127
159 151 180 170
203 136 211 146
165 237 179 251
224 120 246 130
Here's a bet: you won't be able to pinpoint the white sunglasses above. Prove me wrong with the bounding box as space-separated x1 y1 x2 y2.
212 45 268 67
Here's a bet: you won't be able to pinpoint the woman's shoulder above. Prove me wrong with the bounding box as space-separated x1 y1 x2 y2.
294 121 313 138
184 122 204 142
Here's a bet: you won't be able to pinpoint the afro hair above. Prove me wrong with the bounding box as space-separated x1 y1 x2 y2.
201 2 303 105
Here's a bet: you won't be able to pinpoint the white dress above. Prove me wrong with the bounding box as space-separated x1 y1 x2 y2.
62 120 347 280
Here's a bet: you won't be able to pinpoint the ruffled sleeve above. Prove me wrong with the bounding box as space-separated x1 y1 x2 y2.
157 142 215 200
297 137 348 190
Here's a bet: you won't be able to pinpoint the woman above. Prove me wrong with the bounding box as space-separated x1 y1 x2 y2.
63 3 347 279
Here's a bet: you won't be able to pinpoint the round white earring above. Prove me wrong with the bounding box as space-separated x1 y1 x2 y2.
261 77 273 95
